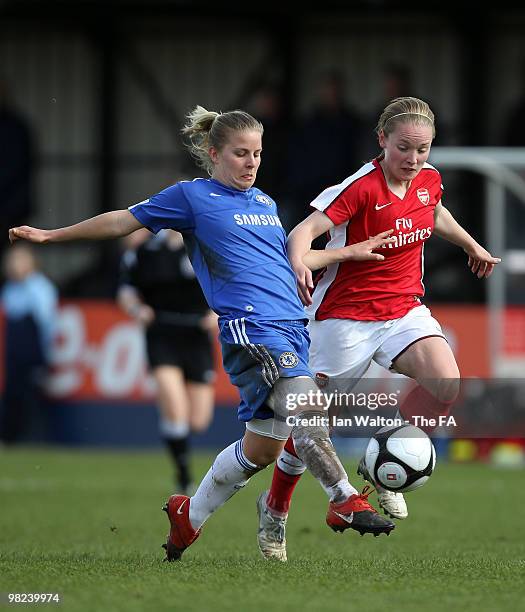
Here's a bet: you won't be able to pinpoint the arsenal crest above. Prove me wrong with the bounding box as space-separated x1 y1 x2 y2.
417 188 430 206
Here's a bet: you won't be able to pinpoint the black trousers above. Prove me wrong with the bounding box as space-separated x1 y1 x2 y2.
0 315 46 443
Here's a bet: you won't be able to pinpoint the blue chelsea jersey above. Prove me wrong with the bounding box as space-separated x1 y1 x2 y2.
128 178 306 323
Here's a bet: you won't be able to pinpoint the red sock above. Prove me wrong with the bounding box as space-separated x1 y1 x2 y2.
266 437 306 516
399 384 456 434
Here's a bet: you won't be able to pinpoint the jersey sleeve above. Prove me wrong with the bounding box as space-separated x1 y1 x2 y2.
423 164 444 205
310 181 363 225
128 183 195 233
436 172 444 203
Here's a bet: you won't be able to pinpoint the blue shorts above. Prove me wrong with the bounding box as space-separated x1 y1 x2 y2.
219 318 313 422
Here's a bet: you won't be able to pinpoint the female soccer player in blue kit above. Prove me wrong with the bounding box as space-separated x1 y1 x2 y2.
9 105 397 561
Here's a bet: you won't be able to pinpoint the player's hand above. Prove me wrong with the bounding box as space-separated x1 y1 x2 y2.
338 230 395 262
464 244 501 278
291 259 314 306
9 226 50 244
200 310 219 333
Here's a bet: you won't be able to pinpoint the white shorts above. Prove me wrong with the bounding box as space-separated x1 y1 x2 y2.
308 305 445 381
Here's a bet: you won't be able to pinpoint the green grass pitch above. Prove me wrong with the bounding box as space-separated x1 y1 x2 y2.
1 447 524 611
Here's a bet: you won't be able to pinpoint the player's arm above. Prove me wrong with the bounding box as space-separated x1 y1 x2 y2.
287 211 394 306
433 202 501 278
306 231 395 270
286 211 334 306
9 210 144 244
200 310 219 333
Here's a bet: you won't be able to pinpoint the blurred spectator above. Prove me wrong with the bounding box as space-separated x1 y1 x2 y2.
360 63 413 160
374 62 414 118
370 63 449 148
0 76 35 269
0 243 58 444
117 228 216 492
246 83 289 202
499 65 525 300
285 70 366 229
501 62 525 147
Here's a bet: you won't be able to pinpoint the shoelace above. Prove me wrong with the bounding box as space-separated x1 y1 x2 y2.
362 484 374 496
346 485 378 513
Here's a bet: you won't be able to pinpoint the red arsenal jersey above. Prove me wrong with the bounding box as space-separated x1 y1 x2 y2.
307 158 443 321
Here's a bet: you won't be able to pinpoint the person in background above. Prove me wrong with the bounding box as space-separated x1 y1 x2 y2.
499 62 525 278
0 76 35 270
0 243 57 444
285 70 366 229
374 63 414 118
246 84 289 199
117 227 216 493
500 60 525 147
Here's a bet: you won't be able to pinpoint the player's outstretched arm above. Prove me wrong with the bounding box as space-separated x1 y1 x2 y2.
305 230 395 270
287 211 334 306
287 211 395 306
433 203 501 278
9 210 144 245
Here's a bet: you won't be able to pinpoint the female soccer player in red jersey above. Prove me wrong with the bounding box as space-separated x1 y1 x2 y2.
257 96 501 561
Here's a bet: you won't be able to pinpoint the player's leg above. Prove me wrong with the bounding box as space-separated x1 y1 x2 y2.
392 337 460 420
162 319 295 561
258 319 380 559
376 305 460 427
264 318 375 515
257 372 393 558
361 306 459 519
256 435 305 562
153 365 194 492
369 336 459 517
163 429 284 561
282 376 394 536
188 429 284 530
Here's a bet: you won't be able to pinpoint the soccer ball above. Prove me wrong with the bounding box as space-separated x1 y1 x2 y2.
364 424 436 492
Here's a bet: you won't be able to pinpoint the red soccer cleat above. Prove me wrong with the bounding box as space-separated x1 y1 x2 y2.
326 486 395 537
162 494 201 561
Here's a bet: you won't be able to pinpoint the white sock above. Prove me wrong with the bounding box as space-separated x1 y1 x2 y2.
324 478 358 503
160 419 190 439
189 439 259 529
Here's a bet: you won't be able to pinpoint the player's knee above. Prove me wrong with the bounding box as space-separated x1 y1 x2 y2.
242 434 284 468
291 413 330 456
434 376 460 405
247 447 281 468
